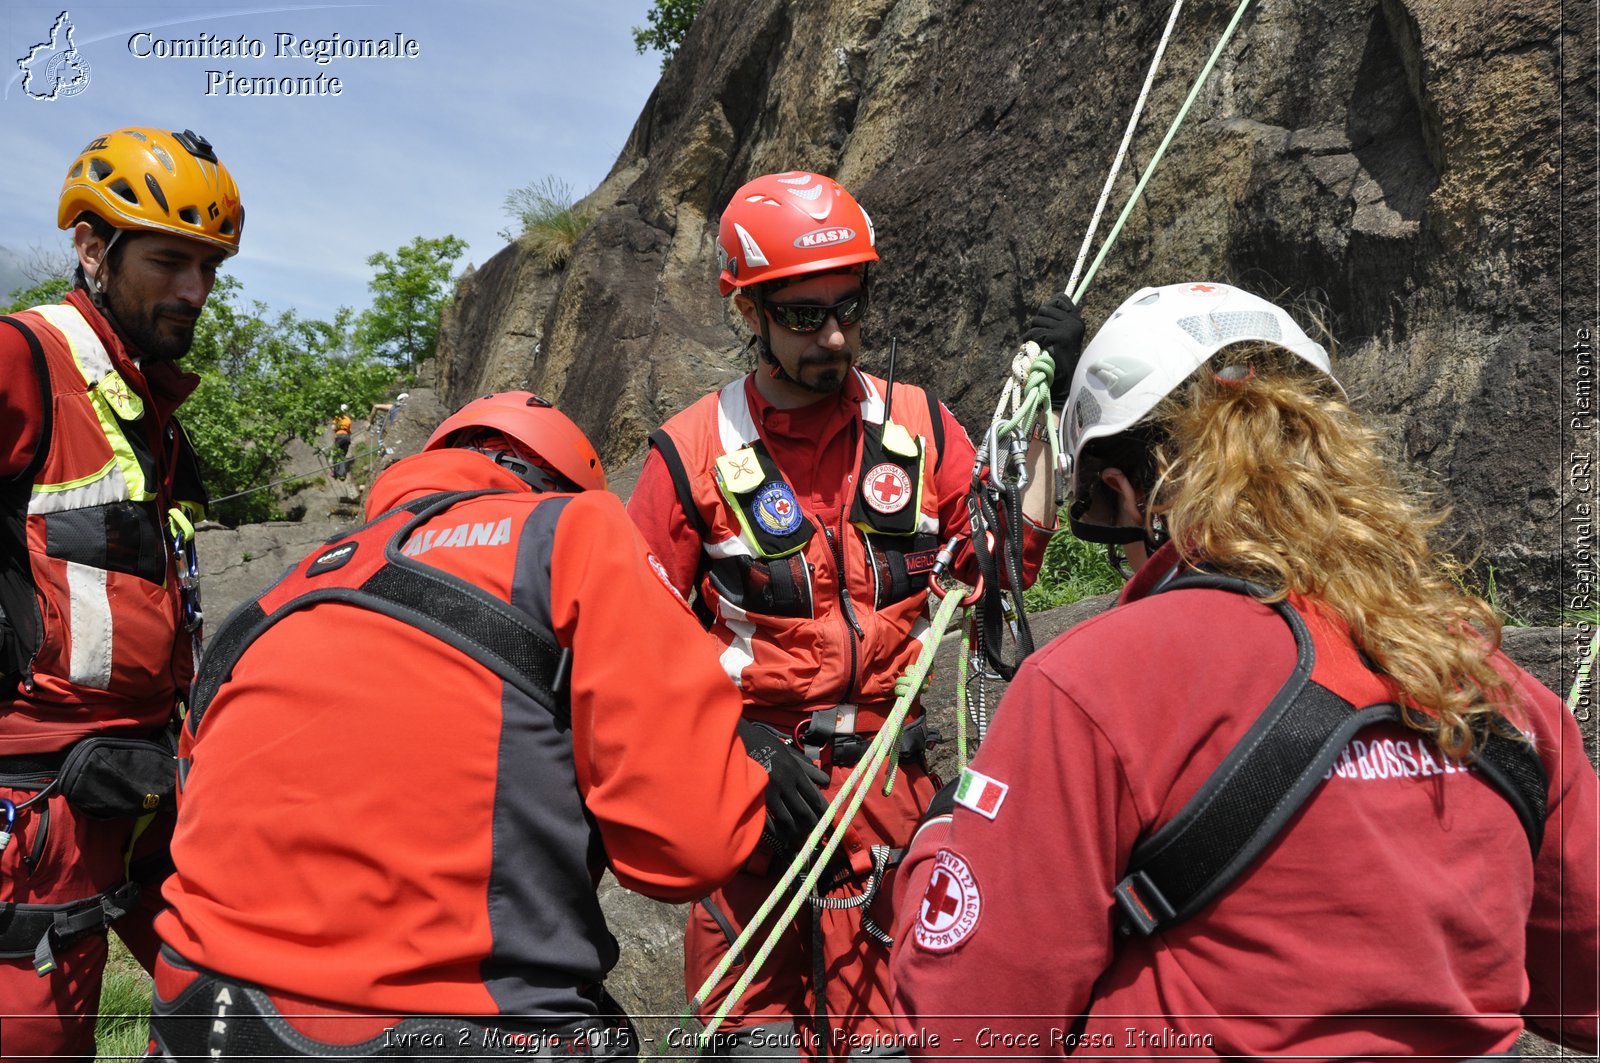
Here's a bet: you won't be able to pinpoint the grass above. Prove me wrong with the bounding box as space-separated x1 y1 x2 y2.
1023 530 1125 613
499 175 596 270
96 936 153 1061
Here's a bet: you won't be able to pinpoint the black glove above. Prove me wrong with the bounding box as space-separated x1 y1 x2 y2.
737 719 830 850
1022 293 1086 407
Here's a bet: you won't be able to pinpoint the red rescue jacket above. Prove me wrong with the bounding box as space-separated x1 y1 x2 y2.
0 291 205 752
158 450 766 1016
632 369 1050 730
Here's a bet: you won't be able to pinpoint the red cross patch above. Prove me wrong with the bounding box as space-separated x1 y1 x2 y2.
1189 283 1217 293
863 462 913 515
915 849 981 951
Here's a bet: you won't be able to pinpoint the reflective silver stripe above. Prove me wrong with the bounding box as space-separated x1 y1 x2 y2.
66 561 114 689
705 533 755 560
28 462 130 515
31 303 113 384
857 369 885 423
718 604 757 687
715 378 760 452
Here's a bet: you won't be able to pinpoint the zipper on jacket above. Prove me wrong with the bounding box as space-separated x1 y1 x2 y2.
825 522 863 700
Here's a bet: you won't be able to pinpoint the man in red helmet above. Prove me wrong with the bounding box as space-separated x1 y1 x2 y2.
627 171 1084 1058
0 126 241 1060
146 392 767 1060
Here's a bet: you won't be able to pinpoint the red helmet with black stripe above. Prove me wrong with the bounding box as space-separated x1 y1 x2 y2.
425 392 607 492
716 171 878 296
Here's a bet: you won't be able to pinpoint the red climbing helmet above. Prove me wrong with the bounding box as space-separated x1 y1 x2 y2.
716 171 878 295
425 392 607 492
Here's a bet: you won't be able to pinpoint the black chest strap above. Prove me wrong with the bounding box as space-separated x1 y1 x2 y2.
1113 572 1548 936
187 491 570 740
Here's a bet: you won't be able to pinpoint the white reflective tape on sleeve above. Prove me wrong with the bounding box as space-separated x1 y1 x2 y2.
718 613 757 688
704 533 756 560
66 561 114 690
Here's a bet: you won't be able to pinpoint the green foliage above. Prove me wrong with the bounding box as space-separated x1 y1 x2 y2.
355 234 468 372
3 275 72 313
499 176 596 270
184 276 392 525
96 937 152 1061
1023 530 1125 613
632 0 702 70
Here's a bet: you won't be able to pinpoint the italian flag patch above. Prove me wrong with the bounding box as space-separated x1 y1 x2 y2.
954 767 1008 819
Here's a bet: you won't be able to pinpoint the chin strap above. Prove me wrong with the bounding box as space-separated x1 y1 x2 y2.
1068 511 1169 554
747 289 801 385
83 229 125 319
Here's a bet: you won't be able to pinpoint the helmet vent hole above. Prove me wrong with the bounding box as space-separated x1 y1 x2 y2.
178 207 202 225
151 144 175 174
87 157 114 182
127 130 149 142
68 162 84 178
107 178 138 205
144 174 169 214
218 217 235 235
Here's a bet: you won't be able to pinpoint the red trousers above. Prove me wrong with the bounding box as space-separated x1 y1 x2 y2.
0 783 171 1063
685 749 936 1061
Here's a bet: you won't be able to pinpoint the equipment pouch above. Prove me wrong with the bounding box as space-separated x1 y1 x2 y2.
57 734 177 819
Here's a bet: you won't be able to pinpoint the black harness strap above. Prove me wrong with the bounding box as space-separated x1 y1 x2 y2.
188 491 570 739
0 316 54 686
1113 573 1548 937
648 430 714 541
923 389 946 475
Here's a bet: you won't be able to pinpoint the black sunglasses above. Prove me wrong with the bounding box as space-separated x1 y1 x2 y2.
763 289 868 334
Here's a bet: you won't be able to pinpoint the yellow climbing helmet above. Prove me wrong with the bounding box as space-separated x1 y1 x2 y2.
58 127 244 256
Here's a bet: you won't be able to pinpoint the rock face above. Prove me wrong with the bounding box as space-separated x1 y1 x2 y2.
203 2 1595 1048
433 0 1589 622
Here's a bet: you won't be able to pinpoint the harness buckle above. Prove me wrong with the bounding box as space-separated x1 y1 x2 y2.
1113 869 1176 936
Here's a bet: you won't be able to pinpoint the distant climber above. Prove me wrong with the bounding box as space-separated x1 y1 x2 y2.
331 403 354 479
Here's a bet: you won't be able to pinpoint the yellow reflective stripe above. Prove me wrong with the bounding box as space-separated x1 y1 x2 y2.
30 304 154 501
34 457 118 494
85 389 152 500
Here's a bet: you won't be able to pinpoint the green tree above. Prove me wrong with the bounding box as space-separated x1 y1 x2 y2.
182 276 392 524
355 234 468 371
632 0 702 70
2 276 72 313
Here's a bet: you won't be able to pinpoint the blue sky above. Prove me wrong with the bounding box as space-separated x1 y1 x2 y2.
1 1 664 321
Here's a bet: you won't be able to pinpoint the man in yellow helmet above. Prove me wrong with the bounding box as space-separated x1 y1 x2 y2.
0 126 242 1060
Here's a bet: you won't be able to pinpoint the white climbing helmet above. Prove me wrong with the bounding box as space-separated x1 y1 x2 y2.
1064 282 1338 515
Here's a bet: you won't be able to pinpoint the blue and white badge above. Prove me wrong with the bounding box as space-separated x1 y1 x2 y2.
753 482 803 536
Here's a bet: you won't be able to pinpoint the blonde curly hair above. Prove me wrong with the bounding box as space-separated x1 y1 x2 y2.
1143 343 1513 758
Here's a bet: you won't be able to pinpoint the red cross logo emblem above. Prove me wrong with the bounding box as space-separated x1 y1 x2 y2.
914 849 982 951
863 463 912 515
920 869 963 931
1189 283 1217 293
772 497 792 518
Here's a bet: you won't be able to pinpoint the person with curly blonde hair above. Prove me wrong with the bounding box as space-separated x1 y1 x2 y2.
891 283 1597 1060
